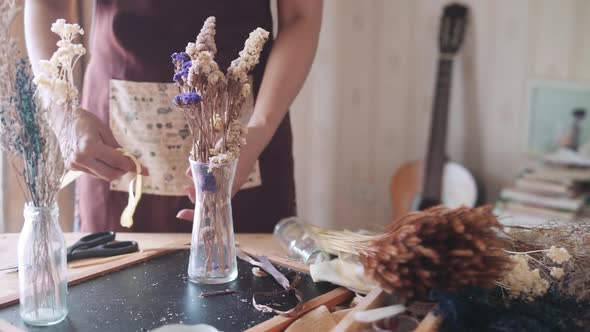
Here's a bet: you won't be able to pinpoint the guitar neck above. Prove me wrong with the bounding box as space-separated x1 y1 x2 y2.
421 57 454 201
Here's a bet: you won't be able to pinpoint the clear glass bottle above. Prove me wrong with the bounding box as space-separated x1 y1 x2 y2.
188 158 238 284
18 203 68 326
274 216 330 265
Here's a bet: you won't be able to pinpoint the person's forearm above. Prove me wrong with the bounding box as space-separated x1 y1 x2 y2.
25 0 76 75
233 9 322 193
249 14 321 143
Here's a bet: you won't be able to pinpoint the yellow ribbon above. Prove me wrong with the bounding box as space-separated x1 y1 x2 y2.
59 149 143 228
117 148 143 228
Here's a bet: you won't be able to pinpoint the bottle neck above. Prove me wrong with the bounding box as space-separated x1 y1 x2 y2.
23 203 59 224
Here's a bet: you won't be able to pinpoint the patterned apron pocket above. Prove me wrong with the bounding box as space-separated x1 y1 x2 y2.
109 79 261 196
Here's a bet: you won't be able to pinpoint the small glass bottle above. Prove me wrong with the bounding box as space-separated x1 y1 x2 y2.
273 217 330 265
18 203 68 326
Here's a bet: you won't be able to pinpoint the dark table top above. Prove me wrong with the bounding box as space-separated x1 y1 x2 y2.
0 250 335 332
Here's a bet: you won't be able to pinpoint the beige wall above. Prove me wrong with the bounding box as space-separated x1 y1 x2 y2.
4 0 590 232
291 0 590 229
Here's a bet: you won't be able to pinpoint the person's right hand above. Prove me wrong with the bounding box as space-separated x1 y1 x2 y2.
66 109 148 181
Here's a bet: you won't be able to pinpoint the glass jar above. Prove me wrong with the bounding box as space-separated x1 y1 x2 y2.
188 158 238 284
18 203 68 326
273 216 330 265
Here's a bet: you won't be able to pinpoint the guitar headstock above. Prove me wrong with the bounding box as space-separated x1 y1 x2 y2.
438 3 468 55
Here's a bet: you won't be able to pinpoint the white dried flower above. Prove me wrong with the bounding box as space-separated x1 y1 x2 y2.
191 51 219 76
186 66 198 87
209 153 236 171
51 79 69 105
195 16 217 54
501 255 550 301
546 246 571 264
240 83 251 98
213 113 222 131
50 18 66 34
207 70 225 85
227 28 269 83
34 19 85 108
32 72 52 87
38 60 58 77
63 23 83 36
550 267 565 280
51 18 84 39
186 42 197 58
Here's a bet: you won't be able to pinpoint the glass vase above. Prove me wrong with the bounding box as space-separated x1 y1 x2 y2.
17 203 68 326
188 158 238 284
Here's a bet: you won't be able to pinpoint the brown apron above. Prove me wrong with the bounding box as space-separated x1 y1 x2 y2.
78 0 296 233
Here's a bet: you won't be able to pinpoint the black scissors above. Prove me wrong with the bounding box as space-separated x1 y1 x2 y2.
67 231 139 262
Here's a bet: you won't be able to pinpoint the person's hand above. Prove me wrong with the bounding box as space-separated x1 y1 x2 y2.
66 109 148 181
176 167 196 221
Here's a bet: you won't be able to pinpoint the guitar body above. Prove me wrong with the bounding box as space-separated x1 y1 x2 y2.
390 160 478 219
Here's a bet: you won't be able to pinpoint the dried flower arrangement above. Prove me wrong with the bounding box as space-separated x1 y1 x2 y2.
0 6 84 207
171 17 269 283
0 1 84 323
312 205 512 299
171 16 269 168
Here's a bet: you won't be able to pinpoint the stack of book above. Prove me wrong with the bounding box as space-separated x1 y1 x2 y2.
495 149 590 227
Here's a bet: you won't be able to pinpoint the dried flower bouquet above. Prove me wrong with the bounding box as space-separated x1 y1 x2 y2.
311 205 513 299
1 10 83 207
171 17 269 283
1 1 84 324
171 16 269 167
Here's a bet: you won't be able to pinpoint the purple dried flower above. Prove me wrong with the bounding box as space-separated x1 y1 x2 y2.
181 60 192 70
172 60 192 82
183 92 201 104
171 52 190 65
172 94 183 106
173 71 184 83
199 168 217 193
172 92 202 107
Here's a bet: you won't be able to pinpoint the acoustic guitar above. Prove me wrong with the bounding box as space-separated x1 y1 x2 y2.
390 3 478 219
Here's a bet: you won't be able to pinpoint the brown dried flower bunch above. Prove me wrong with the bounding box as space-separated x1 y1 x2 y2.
364 205 511 298
313 205 512 299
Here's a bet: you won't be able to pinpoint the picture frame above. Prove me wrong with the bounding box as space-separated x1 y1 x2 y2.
526 80 590 157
